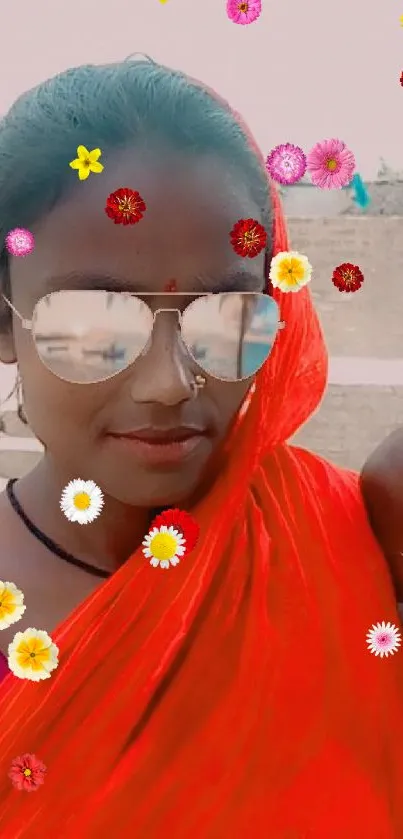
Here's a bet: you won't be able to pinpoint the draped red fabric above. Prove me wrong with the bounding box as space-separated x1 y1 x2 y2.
0 651 8 681
1 98 403 838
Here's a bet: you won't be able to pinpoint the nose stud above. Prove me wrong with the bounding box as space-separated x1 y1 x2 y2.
190 374 206 397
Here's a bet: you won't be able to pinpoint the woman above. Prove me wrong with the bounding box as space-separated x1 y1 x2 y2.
0 57 402 839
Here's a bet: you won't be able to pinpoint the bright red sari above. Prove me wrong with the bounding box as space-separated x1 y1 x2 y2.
0 184 402 839
0 651 8 682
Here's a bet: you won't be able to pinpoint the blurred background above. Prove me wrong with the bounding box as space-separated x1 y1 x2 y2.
1 0 402 487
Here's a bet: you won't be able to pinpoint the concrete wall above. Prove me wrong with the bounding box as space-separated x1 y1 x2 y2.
281 181 403 219
288 216 403 470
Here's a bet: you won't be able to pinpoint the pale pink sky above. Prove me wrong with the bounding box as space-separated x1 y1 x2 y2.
1 0 402 178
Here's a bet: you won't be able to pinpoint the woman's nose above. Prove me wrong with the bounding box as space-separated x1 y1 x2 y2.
129 310 195 406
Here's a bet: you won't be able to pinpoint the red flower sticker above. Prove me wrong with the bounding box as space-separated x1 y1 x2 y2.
332 262 364 293
9 753 47 792
400 71 403 87
149 508 200 553
230 218 267 258
105 187 146 225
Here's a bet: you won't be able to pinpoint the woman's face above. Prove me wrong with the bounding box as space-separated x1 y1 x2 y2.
0 148 267 507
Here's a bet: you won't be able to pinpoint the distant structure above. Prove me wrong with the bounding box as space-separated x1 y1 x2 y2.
280 158 403 218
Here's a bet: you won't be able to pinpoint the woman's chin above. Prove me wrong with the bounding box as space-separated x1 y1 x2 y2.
98 466 206 510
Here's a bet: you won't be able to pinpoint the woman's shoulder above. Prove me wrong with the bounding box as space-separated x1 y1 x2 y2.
258 443 402 612
360 428 403 599
0 488 25 666
260 440 403 607
360 427 403 538
261 443 361 508
259 442 388 559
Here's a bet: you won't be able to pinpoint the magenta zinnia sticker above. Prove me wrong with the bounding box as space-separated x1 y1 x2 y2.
265 143 307 185
226 0 261 25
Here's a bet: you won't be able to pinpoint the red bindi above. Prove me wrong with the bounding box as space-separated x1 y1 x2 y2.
163 279 177 292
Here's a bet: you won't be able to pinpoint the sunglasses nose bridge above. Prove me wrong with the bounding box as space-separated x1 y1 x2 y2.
139 306 184 358
153 306 182 320
151 307 183 338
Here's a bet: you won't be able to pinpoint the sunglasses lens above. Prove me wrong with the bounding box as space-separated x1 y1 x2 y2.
182 293 280 381
33 291 152 383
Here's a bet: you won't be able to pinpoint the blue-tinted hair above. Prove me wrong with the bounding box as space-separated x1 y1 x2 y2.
0 56 272 306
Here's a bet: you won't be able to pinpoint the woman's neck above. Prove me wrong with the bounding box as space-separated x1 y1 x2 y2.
10 457 155 573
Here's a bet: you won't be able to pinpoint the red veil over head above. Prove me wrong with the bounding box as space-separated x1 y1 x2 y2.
0 85 403 839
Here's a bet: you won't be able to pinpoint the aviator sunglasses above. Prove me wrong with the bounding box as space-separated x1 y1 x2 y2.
1 290 285 385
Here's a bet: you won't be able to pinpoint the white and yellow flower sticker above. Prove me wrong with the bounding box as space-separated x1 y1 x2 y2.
60 479 104 525
269 250 312 293
142 525 186 569
8 628 59 681
0 581 26 630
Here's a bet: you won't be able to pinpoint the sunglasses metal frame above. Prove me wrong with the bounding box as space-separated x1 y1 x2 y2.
1 290 286 384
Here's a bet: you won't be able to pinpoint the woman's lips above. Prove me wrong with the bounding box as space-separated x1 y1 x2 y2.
104 430 210 467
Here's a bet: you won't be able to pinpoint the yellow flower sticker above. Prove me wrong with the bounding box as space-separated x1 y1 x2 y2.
269 250 313 293
0 581 26 630
69 145 104 181
8 628 59 681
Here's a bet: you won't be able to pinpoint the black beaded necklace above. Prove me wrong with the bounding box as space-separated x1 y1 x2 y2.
6 479 169 580
6 478 111 579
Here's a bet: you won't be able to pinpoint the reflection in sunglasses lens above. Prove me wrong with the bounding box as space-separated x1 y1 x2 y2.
33 291 152 383
181 293 280 381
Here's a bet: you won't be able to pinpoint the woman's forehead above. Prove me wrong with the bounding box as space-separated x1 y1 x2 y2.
10 150 266 297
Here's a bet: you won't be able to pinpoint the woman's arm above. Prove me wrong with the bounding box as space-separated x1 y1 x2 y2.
360 427 403 602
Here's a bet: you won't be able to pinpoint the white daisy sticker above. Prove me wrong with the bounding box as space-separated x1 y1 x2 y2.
366 621 401 658
142 525 186 569
0 581 26 630
60 479 104 525
8 628 59 681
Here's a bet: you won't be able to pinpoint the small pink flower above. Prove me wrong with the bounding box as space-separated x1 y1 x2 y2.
266 143 307 185
5 227 35 257
306 138 355 189
226 0 261 25
366 621 401 658
9 753 47 792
